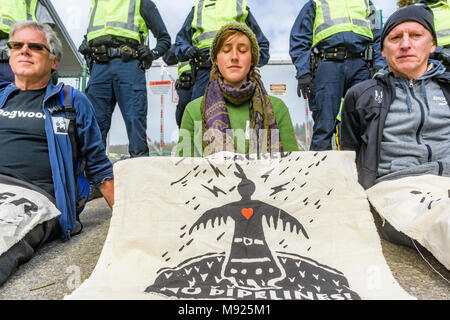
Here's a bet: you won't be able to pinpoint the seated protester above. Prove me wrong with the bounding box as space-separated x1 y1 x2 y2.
340 6 450 247
176 23 298 157
0 21 114 286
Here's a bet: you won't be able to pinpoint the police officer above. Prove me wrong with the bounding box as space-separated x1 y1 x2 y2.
79 0 170 158
420 0 450 68
162 44 194 128
175 0 270 102
289 0 384 151
0 0 54 83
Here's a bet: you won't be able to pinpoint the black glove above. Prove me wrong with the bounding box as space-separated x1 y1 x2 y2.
138 45 155 61
185 46 200 59
78 39 91 56
370 65 382 78
297 74 314 100
138 45 155 69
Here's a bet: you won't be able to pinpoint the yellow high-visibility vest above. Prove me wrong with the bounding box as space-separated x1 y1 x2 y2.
0 0 38 35
87 0 148 44
178 61 191 77
427 1 450 47
312 0 373 47
191 0 248 50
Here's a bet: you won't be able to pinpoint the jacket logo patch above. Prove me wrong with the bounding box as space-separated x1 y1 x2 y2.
52 117 70 135
433 96 447 106
374 90 383 104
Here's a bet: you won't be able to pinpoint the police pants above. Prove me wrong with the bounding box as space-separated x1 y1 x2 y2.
86 58 149 157
310 57 370 151
175 87 193 127
190 68 211 101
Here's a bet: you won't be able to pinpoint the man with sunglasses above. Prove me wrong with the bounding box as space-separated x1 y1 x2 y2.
0 0 54 83
0 21 114 286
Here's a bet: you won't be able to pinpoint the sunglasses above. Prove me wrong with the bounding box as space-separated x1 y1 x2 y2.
7 41 51 53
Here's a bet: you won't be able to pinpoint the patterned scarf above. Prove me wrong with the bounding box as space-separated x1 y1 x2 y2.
201 78 282 156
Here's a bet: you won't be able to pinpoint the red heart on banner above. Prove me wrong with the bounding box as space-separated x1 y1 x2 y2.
241 208 253 220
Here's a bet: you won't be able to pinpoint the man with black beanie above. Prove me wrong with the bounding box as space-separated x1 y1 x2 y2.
380 5 437 48
340 5 450 248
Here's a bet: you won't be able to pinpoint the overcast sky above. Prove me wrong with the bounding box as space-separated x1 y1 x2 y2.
50 0 398 59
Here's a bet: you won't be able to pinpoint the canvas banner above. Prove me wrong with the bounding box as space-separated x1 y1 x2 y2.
367 175 450 270
0 183 60 256
66 151 413 300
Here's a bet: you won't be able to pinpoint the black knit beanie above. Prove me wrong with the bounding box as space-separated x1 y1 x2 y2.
380 5 437 50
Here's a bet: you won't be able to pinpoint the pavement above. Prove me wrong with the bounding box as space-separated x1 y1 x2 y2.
0 197 449 300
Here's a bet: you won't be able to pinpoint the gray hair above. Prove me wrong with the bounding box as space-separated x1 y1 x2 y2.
9 21 62 62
